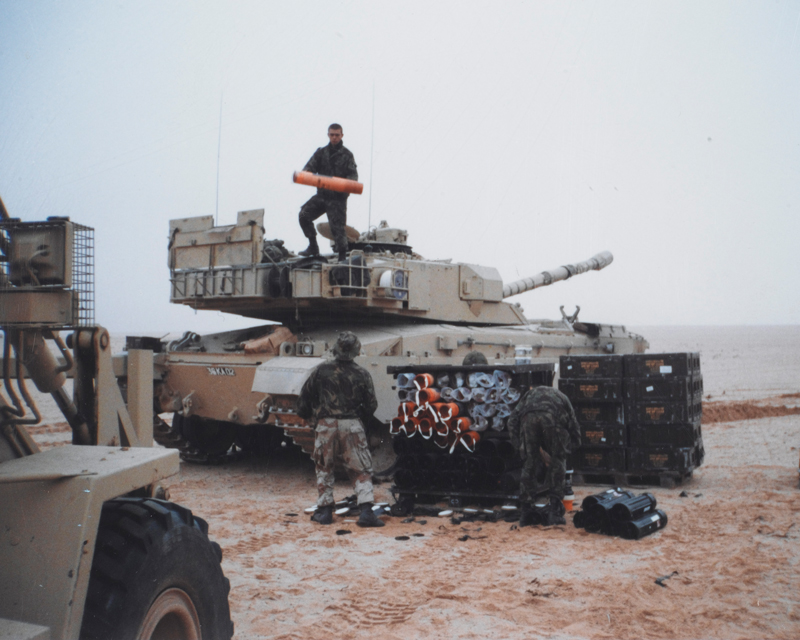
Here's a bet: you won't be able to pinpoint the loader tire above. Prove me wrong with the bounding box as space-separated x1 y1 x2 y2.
80 497 233 640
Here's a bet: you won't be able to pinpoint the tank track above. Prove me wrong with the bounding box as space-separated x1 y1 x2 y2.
152 415 229 465
153 415 190 451
153 402 316 463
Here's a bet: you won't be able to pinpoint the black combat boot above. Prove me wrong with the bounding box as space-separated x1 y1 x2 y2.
299 238 320 257
337 249 348 263
311 504 333 525
519 503 541 527
357 502 385 528
543 496 566 526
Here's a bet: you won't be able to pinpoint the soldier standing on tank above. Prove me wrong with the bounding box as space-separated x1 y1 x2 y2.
507 385 581 527
296 332 384 528
298 123 358 263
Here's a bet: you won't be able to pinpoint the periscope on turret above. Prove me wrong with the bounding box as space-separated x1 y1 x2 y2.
147 209 647 462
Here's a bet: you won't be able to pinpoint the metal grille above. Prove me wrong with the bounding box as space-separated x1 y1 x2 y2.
0 219 95 328
71 222 95 326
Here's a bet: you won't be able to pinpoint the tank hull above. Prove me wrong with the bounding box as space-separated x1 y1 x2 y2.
151 321 647 459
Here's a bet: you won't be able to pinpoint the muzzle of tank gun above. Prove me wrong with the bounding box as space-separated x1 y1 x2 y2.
502 251 614 299
293 171 364 195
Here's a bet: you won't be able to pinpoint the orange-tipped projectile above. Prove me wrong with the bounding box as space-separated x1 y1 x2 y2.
434 431 458 450
400 418 418 437
390 417 404 435
458 431 480 453
399 402 417 420
293 171 364 195
418 420 433 439
433 403 460 421
416 388 441 404
413 373 434 389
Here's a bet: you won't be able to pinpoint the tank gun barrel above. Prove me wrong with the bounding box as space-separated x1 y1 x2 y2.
502 251 613 299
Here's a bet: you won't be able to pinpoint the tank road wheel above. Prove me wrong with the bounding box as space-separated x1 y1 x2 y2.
175 414 236 464
80 498 233 640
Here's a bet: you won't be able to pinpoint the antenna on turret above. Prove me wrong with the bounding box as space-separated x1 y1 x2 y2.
368 81 375 232
215 92 223 225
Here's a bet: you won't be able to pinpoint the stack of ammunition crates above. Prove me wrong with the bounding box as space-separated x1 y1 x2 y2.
559 353 704 488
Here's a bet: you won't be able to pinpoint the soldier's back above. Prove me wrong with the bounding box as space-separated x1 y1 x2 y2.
516 385 571 416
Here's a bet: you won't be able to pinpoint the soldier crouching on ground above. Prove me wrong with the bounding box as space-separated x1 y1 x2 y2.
296 332 384 528
507 385 581 527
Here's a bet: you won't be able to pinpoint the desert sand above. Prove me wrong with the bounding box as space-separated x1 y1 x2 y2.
25 326 800 639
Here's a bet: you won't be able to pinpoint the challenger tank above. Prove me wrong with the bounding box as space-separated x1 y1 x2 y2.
141 208 647 462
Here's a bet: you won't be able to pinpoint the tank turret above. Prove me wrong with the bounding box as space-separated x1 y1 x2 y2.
167 210 611 328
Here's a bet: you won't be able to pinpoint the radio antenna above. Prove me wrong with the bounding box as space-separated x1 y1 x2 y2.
368 81 375 232
215 92 223 225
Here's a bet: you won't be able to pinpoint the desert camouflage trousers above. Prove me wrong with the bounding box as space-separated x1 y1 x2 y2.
518 412 570 504
313 417 374 507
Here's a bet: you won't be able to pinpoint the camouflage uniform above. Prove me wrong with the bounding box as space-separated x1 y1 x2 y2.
507 385 581 503
296 357 378 507
298 142 358 255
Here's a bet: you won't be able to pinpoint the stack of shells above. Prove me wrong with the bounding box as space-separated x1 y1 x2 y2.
390 371 522 454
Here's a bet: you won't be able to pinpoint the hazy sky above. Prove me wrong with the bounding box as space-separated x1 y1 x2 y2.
1 1 798 333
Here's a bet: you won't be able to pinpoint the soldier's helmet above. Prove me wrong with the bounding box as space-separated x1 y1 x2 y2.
462 351 488 366
333 331 361 361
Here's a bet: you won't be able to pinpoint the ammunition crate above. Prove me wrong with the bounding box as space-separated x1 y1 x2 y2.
580 424 627 447
627 445 702 474
623 352 701 379
572 447 627 473
559 378 623 402
625 399 702 425
560 355 623 379
628 423 702 448
624 375 701 402
574 403 624 426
